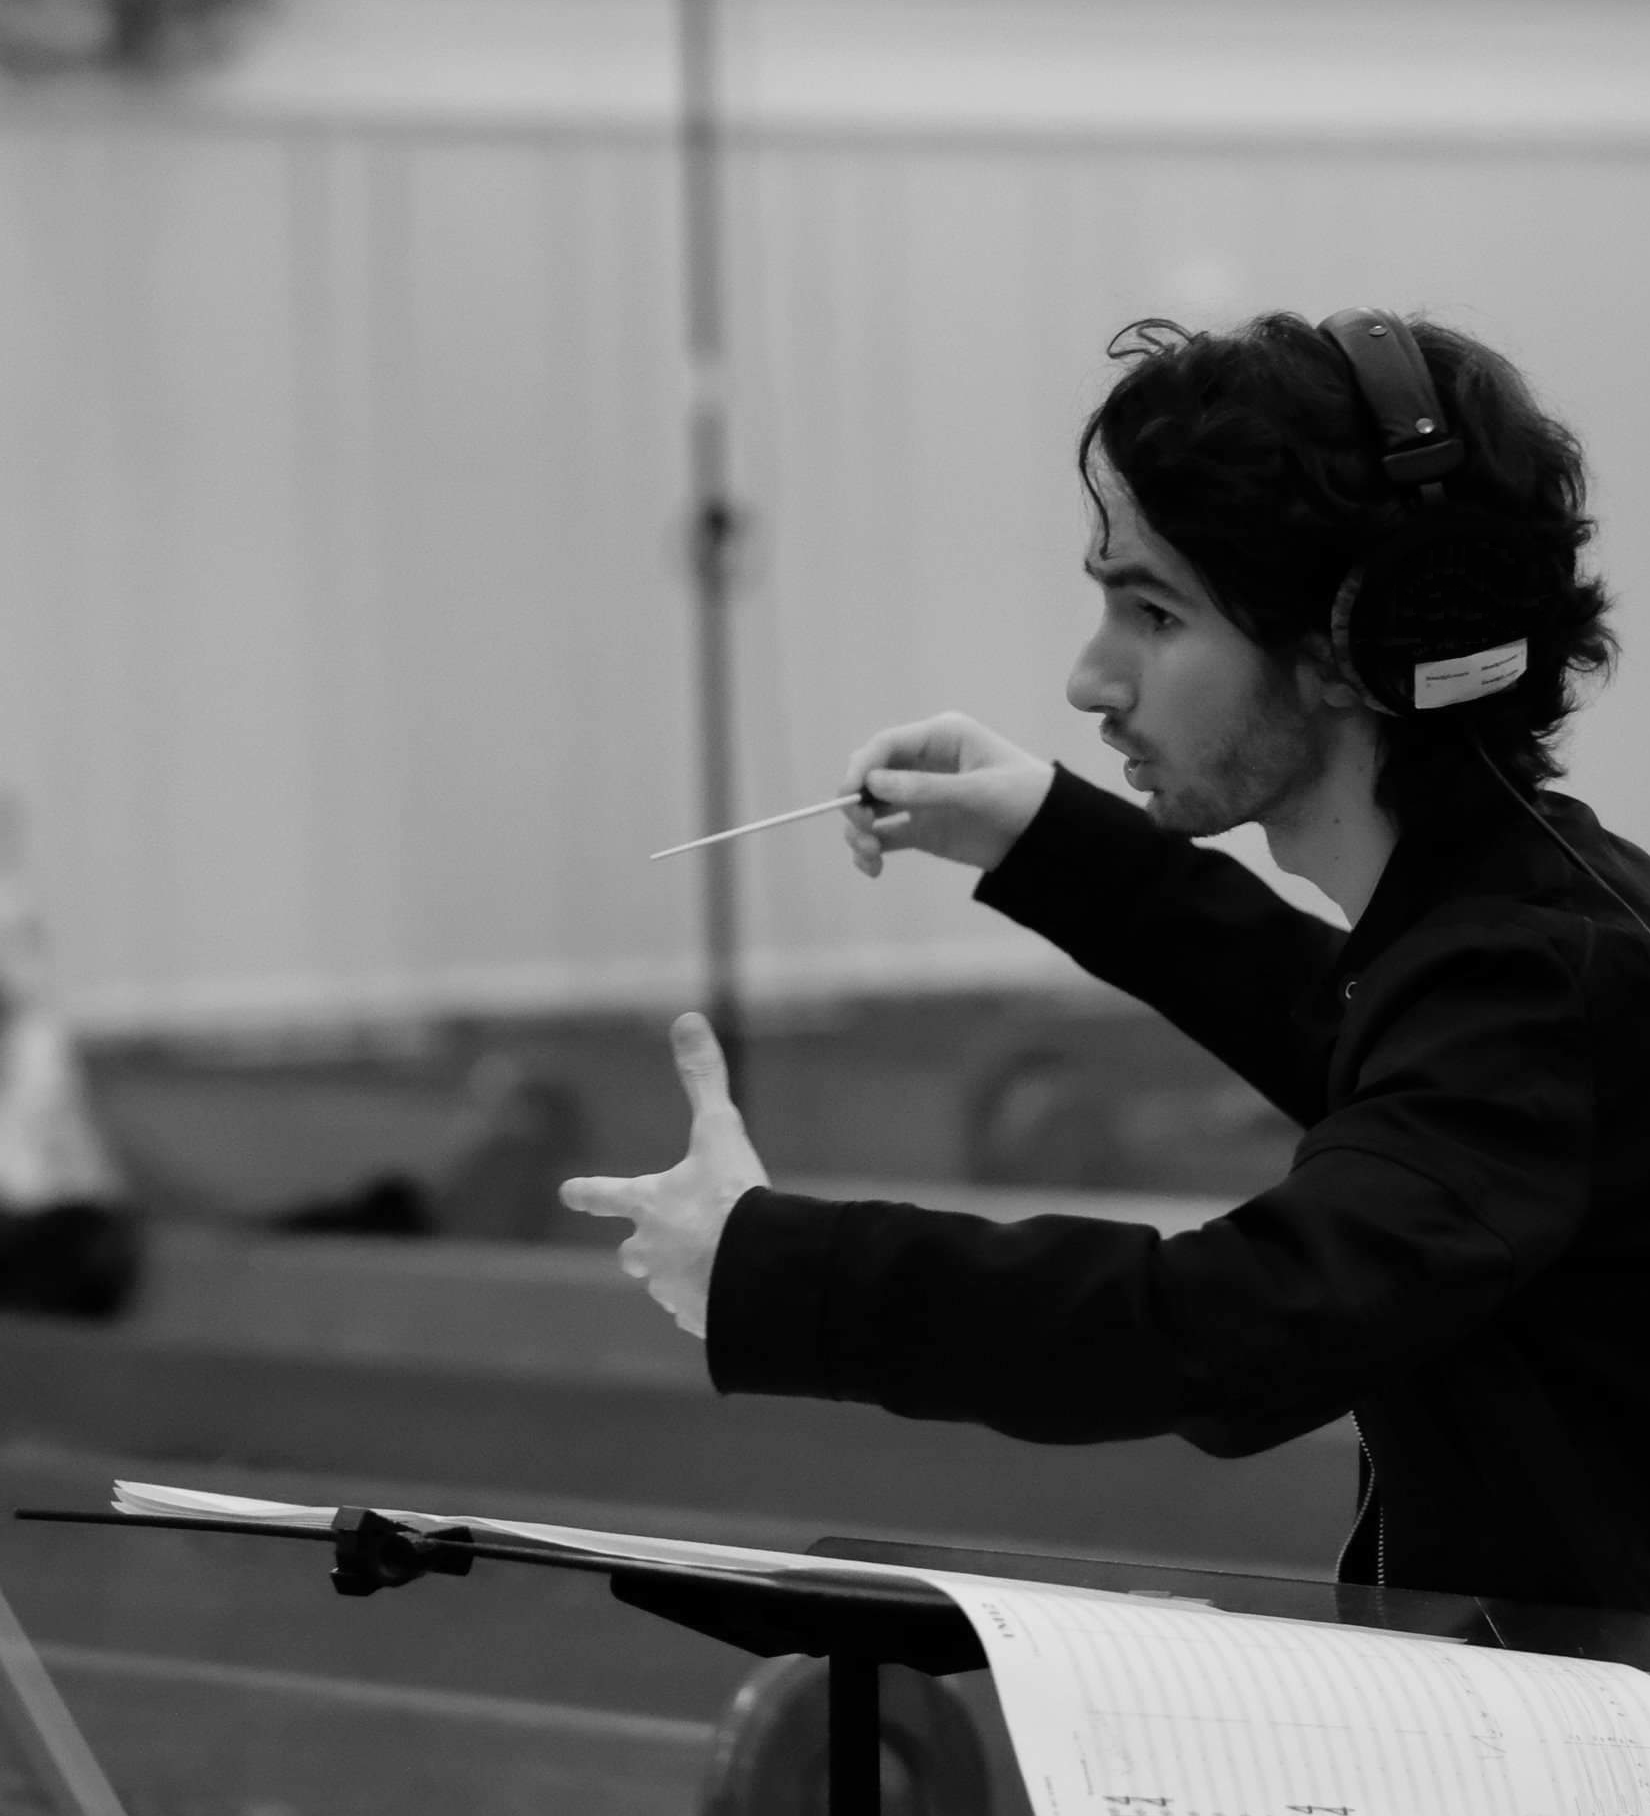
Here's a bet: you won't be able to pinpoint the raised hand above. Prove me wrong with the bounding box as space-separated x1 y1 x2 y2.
840 711 1055 877
557 1011 768 1339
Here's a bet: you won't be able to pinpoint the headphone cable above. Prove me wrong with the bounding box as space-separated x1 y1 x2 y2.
1467 733 1650 938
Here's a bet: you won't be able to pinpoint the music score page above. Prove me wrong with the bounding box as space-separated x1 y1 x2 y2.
912 1569 1650 1816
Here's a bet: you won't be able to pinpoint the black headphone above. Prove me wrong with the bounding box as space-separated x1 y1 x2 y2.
1318 306 1650 936
1316 305 1545 721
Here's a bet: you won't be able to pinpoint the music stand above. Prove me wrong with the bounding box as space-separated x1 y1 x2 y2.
17 1505 1650 1816
14 1505 983 1816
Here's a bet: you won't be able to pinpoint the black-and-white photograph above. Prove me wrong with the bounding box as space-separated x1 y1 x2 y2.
2 4 1649 1811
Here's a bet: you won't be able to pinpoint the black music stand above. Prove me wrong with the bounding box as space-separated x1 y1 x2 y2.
16 1505 1650 1816
14 1505 985 1816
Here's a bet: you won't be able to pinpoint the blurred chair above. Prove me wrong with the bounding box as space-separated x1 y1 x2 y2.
699 1654 992 1816
961 1019 1301 1196
84 1044 592 1243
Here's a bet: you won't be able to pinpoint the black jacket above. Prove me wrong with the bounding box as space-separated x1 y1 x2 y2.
707 762 1650 1609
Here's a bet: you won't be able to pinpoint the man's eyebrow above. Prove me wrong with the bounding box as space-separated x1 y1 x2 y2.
1082 557 1194 606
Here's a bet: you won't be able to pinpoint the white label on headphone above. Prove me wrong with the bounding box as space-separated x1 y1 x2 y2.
1412 638 1528 710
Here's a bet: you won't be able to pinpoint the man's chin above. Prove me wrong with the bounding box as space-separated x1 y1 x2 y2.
1145 789 1240 839
1141 793 1188 833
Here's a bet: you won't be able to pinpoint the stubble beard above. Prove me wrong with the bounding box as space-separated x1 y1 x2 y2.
1142 675 1328 841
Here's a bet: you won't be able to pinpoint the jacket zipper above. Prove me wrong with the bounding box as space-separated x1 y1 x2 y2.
1337 1414 1385 1588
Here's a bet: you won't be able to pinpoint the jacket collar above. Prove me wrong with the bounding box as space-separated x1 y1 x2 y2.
1333 785 1587 980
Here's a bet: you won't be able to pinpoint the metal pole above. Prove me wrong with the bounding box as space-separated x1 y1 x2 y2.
677 0 747 1101
827 1653 883 1815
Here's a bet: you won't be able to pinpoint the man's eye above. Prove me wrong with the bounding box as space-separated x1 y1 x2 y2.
1136 601 1177 632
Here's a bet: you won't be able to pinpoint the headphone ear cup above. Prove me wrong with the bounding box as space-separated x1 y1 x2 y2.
1338 509 1551 715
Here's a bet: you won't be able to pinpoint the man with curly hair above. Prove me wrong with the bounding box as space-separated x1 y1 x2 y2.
562 311 1650 1612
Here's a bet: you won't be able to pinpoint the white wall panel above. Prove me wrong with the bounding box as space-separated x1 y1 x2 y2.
1 119 697 1028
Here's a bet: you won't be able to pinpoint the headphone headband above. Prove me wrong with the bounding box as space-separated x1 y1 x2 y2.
1317 307 1465 493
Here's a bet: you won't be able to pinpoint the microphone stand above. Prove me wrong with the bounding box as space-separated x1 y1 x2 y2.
678 0 748 1100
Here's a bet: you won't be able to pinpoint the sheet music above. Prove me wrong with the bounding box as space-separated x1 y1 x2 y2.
108 1481 1030 1586
913 1571 1650 1816
111 1484 1650 1814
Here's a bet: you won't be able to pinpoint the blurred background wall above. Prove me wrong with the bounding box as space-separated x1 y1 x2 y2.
2 0 1648 1037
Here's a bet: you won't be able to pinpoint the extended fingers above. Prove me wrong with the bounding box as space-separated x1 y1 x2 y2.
671 1011 735 1116
559 1175 649 1220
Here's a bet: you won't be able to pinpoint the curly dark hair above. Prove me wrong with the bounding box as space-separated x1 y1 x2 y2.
1078 312 1619 835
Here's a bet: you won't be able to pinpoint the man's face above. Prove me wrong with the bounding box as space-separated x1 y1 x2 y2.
1067 473 1331 838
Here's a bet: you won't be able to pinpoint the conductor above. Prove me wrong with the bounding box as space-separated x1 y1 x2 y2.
561 308 1650 1612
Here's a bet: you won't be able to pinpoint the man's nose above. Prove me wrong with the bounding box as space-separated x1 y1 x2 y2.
1066 632 1133 715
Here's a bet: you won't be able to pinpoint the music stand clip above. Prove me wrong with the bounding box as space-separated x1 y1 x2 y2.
327 1508 474 1597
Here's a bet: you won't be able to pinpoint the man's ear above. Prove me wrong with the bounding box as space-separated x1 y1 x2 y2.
1294 631 1363 711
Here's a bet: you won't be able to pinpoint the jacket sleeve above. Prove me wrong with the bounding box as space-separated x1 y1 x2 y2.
705 924 1593 1455
973 763 1346 1126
